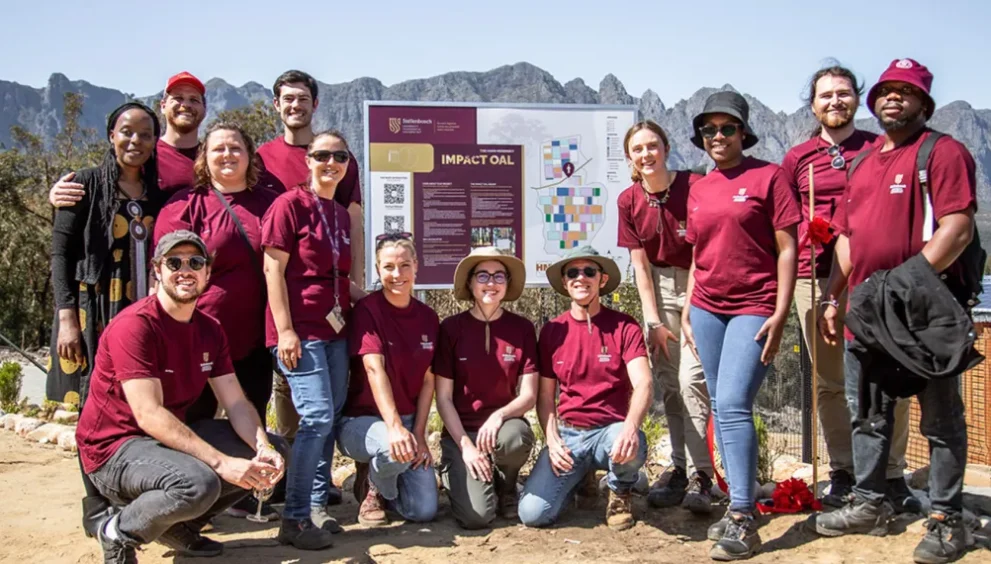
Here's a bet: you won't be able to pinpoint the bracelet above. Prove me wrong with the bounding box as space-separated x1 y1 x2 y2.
645 320 663 330
819 299 840 309
256 441 275 451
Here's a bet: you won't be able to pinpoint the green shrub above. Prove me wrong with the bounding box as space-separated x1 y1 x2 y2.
755 413 777 484
0 361 23 412
642 413 668 461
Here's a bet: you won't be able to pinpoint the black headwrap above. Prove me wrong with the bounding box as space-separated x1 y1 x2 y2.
97 102 161 226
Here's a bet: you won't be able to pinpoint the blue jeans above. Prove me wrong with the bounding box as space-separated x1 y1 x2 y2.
336 414 438 522
518 421 647 527
689 306 769 513
273 339 348 521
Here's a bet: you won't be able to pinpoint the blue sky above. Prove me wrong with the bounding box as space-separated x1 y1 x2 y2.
3 0 987 113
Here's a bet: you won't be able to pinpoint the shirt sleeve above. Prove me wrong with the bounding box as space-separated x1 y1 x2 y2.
537 322 558 380
928 136 977 219
261 194 297 254
685 189 698 245
152 190 194 249
616 189 642 249
350 301 384 357
337 152 362 206
620 318 648 364
104 316 158 382
431 318 456 379
832 187 850 236
768 168 802 231
520 319 539 375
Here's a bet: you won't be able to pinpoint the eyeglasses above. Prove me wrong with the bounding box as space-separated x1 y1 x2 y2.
163 255 208 271
473 270 508 285
375 231 413 250
699 124 741 139
876 84 922 99
308 150 350 164
826 145 846 170
564 266 600 280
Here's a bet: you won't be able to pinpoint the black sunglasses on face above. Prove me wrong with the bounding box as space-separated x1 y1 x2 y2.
309 150 350 164
473 270 508 285
564 266 600 280
163 255 207 271
375 231 413 250
699 123 742 139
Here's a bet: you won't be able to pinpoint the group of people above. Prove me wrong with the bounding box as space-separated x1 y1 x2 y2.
44 58 978 564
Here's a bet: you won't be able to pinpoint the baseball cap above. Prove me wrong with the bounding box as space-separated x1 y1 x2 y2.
154 230 209 260
165 71 205 96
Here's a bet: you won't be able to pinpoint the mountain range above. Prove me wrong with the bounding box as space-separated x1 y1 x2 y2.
2 62 990 206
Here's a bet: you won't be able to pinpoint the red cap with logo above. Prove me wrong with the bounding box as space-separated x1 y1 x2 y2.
165 71 205 96
867 58 935 119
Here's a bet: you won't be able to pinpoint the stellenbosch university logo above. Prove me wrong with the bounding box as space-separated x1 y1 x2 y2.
389 118 402 134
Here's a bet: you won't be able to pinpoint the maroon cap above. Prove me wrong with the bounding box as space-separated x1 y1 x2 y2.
867 58 935 119
165 71 205 96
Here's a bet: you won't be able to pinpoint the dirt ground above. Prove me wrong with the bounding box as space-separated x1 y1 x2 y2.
0 433 987 564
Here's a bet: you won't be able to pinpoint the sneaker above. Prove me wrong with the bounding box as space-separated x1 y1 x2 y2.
913 512 974 564
821 470 854 509
158 522 224 557
327 485 344 506
358 481 389 528
886 477 923 515
710 512 762 561
310 505 343 534
97 515 138 564
605 489 635 531
226 495 279 522
708 509 731 542
647 466 689 508
682 470 714 515
812 495 892 537
277 517 335 551
82 495 114 539
498 491 519 520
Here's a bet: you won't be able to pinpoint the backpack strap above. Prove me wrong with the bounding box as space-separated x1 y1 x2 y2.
916 131 944 242
846 148 873 180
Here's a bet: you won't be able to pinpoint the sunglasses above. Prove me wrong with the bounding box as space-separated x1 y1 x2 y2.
163 255 208 271
565 266 600 280
699 123 742 139
375 231 413 249
308 150 350 164
876 84 922 99
826 144 846 170
473 270 508 285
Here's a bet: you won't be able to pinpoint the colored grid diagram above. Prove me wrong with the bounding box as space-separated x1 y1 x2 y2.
542 137 580 180
538 185 606 250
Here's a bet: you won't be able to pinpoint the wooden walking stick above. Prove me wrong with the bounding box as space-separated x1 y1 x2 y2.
807 163 820 494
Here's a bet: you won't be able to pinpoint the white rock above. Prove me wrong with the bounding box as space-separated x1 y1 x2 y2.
53 410 79 424
3 413 22 431
58 430 77 452
27 423 69 444
15 417 43 437
332 464 355 489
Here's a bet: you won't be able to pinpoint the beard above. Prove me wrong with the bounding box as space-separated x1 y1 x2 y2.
877 105 926 132
166 112 202 135
162 281 204 304
818 107 855 130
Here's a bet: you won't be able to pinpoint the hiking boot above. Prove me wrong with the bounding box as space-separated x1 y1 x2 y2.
498 491 520 520
887 477 923 515
647 466 689 508
225 494 278 522
98 515 138 564
605 489 635 531
158 522 223 557
353 462 370 505
913 512 974 564
710 512 762 561
821 470 854 509
277 517 335 550
310 506 343 534
812 495 892 537
82 495 114 539
708 508 731 541
327 485 344 506
358 481 389 528
682 470 714 515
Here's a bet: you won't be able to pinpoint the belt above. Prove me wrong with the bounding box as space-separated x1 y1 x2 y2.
558 419 597 431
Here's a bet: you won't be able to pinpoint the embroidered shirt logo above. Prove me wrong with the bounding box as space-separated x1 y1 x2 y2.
200 351 213 372
502 345 517 362
677 220 687 238
732 188 749 203
890 173 907 194
420 334 434 350
598 345 612 363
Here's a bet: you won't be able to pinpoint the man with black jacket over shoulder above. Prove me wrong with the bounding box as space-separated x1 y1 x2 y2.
812 58 978 564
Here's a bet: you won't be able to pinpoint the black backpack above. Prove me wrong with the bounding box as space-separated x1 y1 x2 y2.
848 131 986 308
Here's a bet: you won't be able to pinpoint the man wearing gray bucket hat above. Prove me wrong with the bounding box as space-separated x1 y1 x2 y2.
518 246 652 531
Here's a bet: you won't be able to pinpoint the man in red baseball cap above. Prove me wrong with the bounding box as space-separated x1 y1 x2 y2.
48 71 207 206
813 58 978 563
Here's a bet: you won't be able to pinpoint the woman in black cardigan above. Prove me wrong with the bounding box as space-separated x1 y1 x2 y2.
47 101 163 537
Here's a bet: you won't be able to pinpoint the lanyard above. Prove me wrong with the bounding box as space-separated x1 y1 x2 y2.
311 190 341 308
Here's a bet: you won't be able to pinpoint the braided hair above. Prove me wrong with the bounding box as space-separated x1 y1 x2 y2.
97 102 161 225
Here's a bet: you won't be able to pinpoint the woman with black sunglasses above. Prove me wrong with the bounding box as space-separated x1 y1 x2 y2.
48 101 164 538
262 130 366 550
433 246 538 529
617 120 714 514
681 91 800 560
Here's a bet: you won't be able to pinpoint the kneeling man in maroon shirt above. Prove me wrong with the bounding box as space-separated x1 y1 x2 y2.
518 246 652 530
76 230 289 563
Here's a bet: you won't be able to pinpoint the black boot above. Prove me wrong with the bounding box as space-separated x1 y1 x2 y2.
821 470 854 508
812 495 892 537
913 512 974 564
647 466 689 508
886 477 923 515
83 495 114 539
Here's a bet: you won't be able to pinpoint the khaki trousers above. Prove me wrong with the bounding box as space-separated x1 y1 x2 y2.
794 277 908 478
649 265 711 474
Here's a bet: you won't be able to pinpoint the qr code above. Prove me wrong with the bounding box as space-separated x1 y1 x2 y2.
383 183 405 205
384 216 405 234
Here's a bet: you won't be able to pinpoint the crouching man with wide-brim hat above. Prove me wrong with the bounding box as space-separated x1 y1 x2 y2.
518 246 652 530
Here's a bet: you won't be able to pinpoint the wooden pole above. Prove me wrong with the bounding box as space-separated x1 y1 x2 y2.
808 163 820 493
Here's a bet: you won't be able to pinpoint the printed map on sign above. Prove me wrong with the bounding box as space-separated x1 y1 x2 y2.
535 135 605 252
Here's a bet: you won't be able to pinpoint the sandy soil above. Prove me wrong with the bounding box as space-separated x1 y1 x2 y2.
1 432 987 564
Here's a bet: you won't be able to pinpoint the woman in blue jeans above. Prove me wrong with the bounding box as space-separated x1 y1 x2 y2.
263 131 366 550
681 92 799 561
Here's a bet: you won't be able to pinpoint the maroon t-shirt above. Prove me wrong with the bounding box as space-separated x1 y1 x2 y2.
345 291 440 418
686 157 801 316
616 171 700 269
781 130 877 279
154 186 278 360
433 310 538 432
262 185 352 346
538 307 647 428
76 296 234 473
157 139 199 193
833 129 977 339
257 137 362 209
